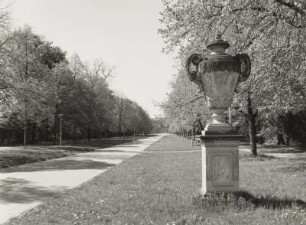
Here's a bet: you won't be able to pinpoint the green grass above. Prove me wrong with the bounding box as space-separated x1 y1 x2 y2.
0 138 139 169
6 135 306 225
0 149 72 169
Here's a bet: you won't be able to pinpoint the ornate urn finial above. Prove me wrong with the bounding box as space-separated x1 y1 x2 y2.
207 34 230 54
186 36 251 134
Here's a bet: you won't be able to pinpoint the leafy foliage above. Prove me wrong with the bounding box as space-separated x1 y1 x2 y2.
160 70 209 133
159 0 306 147
0 23 153 144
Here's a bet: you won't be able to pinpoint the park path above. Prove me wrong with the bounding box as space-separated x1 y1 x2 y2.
0 133 168 224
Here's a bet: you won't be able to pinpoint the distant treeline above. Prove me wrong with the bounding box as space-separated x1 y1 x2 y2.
0 23 153 145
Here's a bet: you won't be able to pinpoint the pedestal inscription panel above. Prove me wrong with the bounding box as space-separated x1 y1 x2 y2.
212 155 232 185
201 136 240 194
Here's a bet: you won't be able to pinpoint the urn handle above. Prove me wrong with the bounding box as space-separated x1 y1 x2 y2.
235 54 251 82
186 53 204 81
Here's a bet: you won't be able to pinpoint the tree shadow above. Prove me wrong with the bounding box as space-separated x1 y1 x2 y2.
48 146 99 152
104 145 138 148
258 145 306 154
275 158 306 173
97 150 125 153
0 177 66 203
67 139 137 148
239 153 277 161
48 141 136 152
193 191 306 210
277 164 306 173
49 144 139 152
2 159 115 173
235 191 306 209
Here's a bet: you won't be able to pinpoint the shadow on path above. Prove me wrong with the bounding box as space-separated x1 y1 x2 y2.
2 159 114 173
0 178 66 203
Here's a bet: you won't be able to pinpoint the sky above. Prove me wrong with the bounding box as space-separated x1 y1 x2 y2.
7 0 177 118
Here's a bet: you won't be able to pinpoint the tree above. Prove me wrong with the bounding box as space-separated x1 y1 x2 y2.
80 59 114 140
113 96 152 136
151 117 168 133
159 0 306 154
1 26 66 145
160 69 209 134
0 23 153 145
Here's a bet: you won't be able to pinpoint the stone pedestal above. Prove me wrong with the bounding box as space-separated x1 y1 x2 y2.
200 135 241 195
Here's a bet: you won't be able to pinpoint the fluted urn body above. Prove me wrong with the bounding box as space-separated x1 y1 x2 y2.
186 35 251 134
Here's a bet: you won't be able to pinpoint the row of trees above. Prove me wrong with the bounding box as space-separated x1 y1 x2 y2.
159 0 306 155
0 11 152 145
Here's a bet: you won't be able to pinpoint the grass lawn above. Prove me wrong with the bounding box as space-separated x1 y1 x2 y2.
5 134 306 225
0 138 139 169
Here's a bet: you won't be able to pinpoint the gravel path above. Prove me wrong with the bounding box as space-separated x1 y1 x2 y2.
0 134 167 224
2 135 304 225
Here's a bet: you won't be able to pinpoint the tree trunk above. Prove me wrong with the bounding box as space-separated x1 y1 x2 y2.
54 105 58 144
23 123 27 149
87 124 91 141
118 98 123 136
277 133 285 145
19 129 22 145
247 94 257 156
285 137 290 146
31 122 36 143
73 124 77 144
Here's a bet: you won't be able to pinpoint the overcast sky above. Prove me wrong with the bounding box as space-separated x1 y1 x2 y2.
8 0 177 118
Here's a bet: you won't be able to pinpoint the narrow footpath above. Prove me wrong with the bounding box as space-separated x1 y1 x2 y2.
0 134 167 224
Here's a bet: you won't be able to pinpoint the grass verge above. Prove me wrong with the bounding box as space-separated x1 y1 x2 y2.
0 137 139 169
5 134 306 225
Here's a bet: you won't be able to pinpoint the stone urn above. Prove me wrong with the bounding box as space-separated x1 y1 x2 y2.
186 34 251 135
186 35 251 194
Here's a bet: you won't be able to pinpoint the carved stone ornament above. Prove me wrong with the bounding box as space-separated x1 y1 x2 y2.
186 35 251 128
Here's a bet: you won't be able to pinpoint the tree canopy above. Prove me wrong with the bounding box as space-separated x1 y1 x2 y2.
159 0 306 149
0 14 153 145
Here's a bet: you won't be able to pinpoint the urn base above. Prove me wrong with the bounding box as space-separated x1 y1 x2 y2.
204 122 237 135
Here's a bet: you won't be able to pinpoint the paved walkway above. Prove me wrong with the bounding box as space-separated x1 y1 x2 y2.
0 134 167 224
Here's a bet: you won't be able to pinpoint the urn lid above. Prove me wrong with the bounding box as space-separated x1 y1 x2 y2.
207 34 230 54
